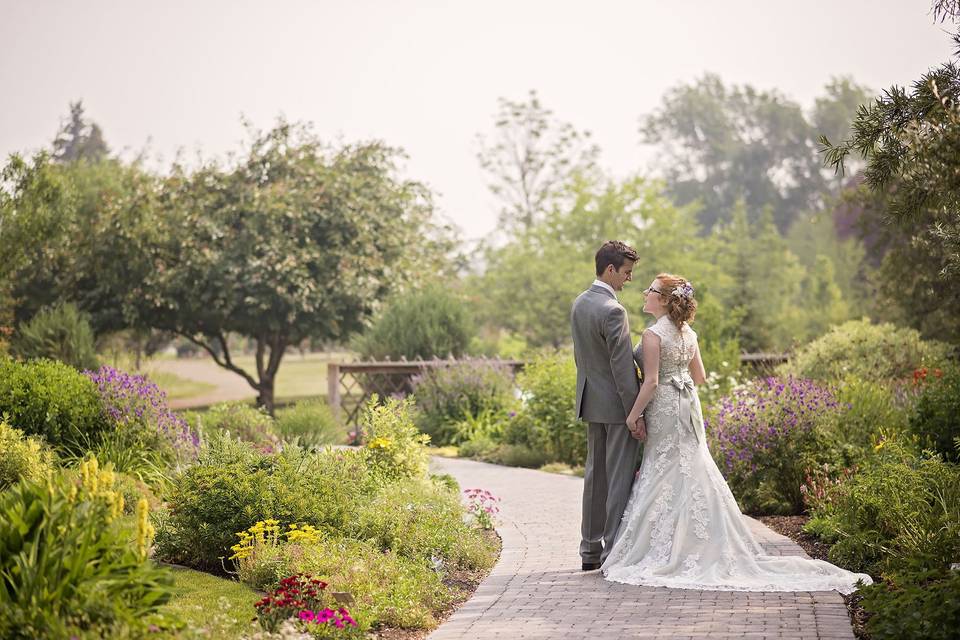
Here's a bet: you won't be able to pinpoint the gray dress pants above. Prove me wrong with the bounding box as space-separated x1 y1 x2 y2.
580 422 640 564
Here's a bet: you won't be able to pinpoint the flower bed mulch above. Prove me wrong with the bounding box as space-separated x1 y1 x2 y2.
372 529 502 640
757 515 871 640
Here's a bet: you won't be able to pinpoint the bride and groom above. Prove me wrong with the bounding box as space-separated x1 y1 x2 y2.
571 240 871 593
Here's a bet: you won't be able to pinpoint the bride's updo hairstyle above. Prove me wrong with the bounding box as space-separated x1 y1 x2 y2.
657 272 697 329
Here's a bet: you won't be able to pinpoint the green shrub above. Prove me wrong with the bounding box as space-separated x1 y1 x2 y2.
489 443 550 468
0 458 173 639
0 355 110 452
820 376 913 464
858 568 960 640
909 366 960 462
10 302 99 370
361 396 430 482
779 318 948 383
0 418 55 491
350 478 496 570
196 401 280 452
707 377 847 514
354 285 475 361
458 433 499 460
411 361 516 445
805 441 960 576
275 398 343 448
154 437 374 572
509 351 584 466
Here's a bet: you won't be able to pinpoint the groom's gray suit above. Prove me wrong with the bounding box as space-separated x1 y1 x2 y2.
571 283 641 564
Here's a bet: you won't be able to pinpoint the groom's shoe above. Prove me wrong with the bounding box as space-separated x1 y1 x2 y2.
581 561 601 571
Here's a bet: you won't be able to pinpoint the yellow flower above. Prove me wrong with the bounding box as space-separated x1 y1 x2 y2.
367 437 393 450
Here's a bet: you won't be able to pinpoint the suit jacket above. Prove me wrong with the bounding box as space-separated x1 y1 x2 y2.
571 284 640 424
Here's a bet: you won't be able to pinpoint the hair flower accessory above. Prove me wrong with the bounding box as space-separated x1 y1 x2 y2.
673 282 695 300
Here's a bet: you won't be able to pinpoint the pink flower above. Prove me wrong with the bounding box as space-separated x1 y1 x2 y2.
299 610 315 622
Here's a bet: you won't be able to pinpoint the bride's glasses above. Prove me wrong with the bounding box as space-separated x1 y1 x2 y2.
643 287 663 296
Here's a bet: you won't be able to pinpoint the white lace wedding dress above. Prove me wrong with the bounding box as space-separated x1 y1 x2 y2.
601 315 872 593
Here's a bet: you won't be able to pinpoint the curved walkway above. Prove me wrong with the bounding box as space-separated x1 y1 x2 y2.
429 457 855 640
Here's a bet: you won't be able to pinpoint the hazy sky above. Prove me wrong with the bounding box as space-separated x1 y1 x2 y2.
0 1 952 240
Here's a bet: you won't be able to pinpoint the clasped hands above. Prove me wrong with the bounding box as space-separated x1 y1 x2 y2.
626 413 646 441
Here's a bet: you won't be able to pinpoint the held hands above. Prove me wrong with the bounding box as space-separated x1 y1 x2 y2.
627 414 646 441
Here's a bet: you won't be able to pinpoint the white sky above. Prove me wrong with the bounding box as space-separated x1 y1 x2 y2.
0 0 952 240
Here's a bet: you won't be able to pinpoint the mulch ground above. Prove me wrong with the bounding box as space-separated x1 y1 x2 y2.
371 530 503 640
757 515 872 640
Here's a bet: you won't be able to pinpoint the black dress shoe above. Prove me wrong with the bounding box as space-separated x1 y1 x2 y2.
582 561 601 571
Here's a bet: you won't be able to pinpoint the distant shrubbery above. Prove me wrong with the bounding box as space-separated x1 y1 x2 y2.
778 319 948 383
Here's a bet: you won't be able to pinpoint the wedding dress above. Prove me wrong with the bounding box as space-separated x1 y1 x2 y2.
601 314 872 593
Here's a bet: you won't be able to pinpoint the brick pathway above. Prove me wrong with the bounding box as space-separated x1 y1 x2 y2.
429 457 855 640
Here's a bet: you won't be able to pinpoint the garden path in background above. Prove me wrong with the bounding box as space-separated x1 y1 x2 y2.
429 457 855 640
150 358 257 409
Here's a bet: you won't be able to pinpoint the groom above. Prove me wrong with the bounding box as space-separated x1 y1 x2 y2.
571 240 643 571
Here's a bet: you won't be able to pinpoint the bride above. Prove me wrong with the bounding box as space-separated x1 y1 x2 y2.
601 273 872 593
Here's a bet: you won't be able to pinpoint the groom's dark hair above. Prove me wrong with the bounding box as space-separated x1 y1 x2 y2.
595 240 639 276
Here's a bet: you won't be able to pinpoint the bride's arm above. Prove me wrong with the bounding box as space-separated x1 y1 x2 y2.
626 330 660 427
689 341 707 386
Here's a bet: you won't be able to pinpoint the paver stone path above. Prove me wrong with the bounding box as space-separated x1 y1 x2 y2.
429 457 856 640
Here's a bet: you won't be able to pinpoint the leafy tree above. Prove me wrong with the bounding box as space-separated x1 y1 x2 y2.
477 90 600 232
52 101 109 163
822 1 960 342
642 74 871 232
138 121 451 413
354 285 475 361
10 303 99 370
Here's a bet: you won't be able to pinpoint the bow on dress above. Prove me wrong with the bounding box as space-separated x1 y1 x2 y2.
668 372 704 445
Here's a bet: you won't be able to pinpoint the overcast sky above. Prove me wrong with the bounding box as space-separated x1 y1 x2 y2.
0 0 952 240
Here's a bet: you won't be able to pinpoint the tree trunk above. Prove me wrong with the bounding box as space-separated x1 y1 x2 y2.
256 379 276 416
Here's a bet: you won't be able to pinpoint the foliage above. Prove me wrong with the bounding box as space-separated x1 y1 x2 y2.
410 361 516 445
137 121 454 413
52 101 110 163
361 396 431 482
822 376 912 463
10 302 99 370
857 568 960 640
779 319 948 383
823 31 960 277
805 441 960 576
486 443 550 469
509 351 584 466
349 477 496 570
477 89 600 231
0 355 109 452
275 398 343 448
0 418 55 491
354 285 475 362
85 364 199 462
153 438 374 572
908 366 960 462
642 73 872 231
706 377 846 514
0 458 172 639
197 401 281 453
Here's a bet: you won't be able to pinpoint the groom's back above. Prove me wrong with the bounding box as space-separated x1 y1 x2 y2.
571 287 638 425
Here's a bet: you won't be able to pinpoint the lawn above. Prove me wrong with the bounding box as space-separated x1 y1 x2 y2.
157 565 260 639
146 370 217 400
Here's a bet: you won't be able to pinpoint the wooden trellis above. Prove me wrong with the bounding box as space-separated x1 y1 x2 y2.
327 357 525 431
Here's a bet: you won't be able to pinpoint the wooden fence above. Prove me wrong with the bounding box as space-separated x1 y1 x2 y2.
327 353 788 430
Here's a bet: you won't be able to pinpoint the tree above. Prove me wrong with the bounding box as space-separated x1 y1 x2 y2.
641 74 871 232
821 1 960 342
52 101 109 163
477 90 600 232
138 121 451 413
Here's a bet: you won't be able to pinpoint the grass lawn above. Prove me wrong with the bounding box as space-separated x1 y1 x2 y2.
146 370 217 400
232 352 346 399
157 565 260 639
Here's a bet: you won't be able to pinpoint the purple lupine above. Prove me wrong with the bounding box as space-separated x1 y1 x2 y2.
84 365 200 458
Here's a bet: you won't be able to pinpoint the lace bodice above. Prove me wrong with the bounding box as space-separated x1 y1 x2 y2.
640 315 697 379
